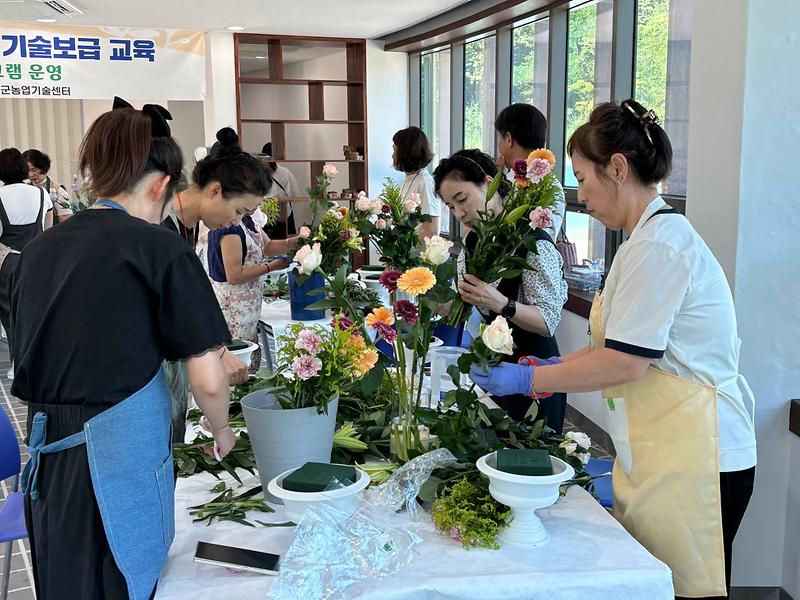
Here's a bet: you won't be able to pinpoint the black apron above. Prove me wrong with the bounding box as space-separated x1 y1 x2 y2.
465 229 567 431
0 185 45 351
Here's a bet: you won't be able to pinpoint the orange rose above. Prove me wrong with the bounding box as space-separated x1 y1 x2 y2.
527 148 556 166
365 306 395 328
397 267 436 297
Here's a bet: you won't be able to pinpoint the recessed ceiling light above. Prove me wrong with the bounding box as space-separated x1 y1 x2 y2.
226 26 246 31
36 19 57 23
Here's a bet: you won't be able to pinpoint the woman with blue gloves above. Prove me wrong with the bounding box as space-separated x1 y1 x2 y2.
471 100 756 600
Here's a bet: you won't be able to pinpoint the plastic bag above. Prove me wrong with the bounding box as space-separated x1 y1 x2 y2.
268 449 457 599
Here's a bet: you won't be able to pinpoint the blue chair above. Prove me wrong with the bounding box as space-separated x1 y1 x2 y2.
585 457 613 509
0 408 28 600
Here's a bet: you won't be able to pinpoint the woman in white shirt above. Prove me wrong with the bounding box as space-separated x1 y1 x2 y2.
392 126 440 242
0 147 53 355
472 100 756 600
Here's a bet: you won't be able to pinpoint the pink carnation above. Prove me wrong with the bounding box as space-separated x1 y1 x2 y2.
331 314 353 330
295 329 323 355
526 158 553 184
374 322 397 343
529 207 554 230
291 354 322 380
379 269 402 293
393 299 419 324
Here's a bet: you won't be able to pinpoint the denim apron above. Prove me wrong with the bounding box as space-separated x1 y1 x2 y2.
22 200 175 600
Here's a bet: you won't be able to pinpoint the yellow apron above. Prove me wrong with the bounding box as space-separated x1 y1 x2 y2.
590 291 726 597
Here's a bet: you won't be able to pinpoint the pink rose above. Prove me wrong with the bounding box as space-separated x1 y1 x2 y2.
529 207 554 230
355 195 372 212
299 226 312 237
322 164 338 177
295 329 323 355
526 158 553 184
403 192 421 214
369 199 383 215
291 354 323 380
375 218 387 230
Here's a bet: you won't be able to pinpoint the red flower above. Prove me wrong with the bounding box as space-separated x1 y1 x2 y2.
513 159 528 180
382 203 391 213
379 269 402 293
331 314 353 330
393 299 419 324
342 229 352 241
374 322 397 343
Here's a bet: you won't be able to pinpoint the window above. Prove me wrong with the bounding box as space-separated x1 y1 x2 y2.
564 210 606 267
421 47 452 169
564 0 613 187
420 47 452 235
635 0 692 197
511 17 549 115
463 35 497 152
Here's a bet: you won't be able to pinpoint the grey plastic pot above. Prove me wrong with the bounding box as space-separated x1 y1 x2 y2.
241 388 339 503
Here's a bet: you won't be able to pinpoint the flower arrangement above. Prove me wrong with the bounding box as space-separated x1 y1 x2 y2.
364 246 458 461
351 178 432 271
291 206 364 280
272 320 378 414
447 148 563 325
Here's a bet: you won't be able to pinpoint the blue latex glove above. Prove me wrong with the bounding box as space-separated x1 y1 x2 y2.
469 362 535 397
529 355 562 366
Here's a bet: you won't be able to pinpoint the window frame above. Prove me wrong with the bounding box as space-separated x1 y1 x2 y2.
409 0 690 265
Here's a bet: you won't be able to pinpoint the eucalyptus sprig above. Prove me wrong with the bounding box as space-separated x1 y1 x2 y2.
189 484 274 527
173 431 257 483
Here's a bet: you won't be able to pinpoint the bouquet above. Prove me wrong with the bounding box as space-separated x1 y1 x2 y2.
351 178 431 271
272 320 379 414
447 148 562 325
292 206 364 280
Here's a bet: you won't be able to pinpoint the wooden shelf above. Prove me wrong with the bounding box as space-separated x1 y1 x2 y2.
239 77 363 86
241 119 365 124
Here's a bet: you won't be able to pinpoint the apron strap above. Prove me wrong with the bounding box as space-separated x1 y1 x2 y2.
22 411 87 501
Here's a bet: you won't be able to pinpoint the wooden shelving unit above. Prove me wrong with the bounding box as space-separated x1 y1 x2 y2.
234 34 369 195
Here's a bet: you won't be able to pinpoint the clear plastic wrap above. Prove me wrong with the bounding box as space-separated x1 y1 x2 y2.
268 449 457 599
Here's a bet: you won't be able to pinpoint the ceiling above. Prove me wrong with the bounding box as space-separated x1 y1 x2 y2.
0 0 471 39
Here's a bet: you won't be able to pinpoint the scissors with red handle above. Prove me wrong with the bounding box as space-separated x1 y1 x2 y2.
517 356 554 399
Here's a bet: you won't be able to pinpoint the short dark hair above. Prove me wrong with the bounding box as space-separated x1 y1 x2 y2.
495 103 547 151
432 149 511 199
22 149 51 174
79 108 184 205
567 99 672 186
392 126 433 172
0 148 31 184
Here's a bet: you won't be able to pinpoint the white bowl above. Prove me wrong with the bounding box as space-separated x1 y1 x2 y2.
228 340 259 369
477 451 575 547
267 466 370 523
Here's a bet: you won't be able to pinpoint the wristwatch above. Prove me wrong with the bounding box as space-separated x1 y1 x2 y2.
501 298 517 319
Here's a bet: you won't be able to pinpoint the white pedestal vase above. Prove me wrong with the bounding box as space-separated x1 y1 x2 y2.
267 466 370 523
476 451 575 547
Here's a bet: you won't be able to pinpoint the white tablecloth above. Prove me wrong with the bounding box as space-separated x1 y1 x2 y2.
156 472 673 600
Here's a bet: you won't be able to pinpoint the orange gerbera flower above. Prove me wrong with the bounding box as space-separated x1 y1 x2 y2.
365 306 395 329
515 178 531 188
527 148 556 166
351 333 366 348
356 348 379 374
397 267 436 297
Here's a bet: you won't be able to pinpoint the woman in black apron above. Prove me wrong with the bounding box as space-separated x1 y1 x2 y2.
23 148 73 222
0 147 52 353
433 150 568 431
12 106 236 599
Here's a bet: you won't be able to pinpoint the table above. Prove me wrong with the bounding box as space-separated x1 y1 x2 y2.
156 472 673 600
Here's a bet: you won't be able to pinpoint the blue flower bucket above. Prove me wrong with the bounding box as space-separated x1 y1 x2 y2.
289 270 325 321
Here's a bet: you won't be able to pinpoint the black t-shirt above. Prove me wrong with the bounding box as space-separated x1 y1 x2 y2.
161 213 199 251
10 209 230 406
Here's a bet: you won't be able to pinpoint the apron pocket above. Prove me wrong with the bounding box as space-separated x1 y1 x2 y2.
155 455 175 546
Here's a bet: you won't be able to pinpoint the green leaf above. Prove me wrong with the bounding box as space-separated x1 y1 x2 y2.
504 204 530 226
524 401 539 423
485 172 503 203
499 269 523 279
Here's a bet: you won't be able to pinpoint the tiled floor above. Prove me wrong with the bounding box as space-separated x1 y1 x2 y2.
0 349 36 600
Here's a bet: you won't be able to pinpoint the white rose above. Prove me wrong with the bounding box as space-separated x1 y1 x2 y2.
403 193 421 214
481 316 514 355
421 235 454 266
369 199 383 215
295 242 322 275
322 164 338 177
577 452 591 465
565 431 592 450
355 195 372 211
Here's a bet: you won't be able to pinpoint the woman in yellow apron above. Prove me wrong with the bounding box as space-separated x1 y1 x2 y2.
471 99 756 599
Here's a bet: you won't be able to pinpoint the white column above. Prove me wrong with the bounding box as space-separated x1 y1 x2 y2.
203 32 237 145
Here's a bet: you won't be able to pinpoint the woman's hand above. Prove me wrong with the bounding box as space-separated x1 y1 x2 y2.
202 421 236 460
458 274 507 313
221 348 248 385
268 256 289 271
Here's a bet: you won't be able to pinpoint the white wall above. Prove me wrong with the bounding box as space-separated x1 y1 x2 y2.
203 32 237 145
366 39 408 196
555 311 605 426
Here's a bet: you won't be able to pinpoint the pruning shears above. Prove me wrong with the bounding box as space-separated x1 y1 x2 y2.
517 356 554 399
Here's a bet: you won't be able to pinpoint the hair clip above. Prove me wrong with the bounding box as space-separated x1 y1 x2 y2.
622 102 658 145
111 96 172 137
